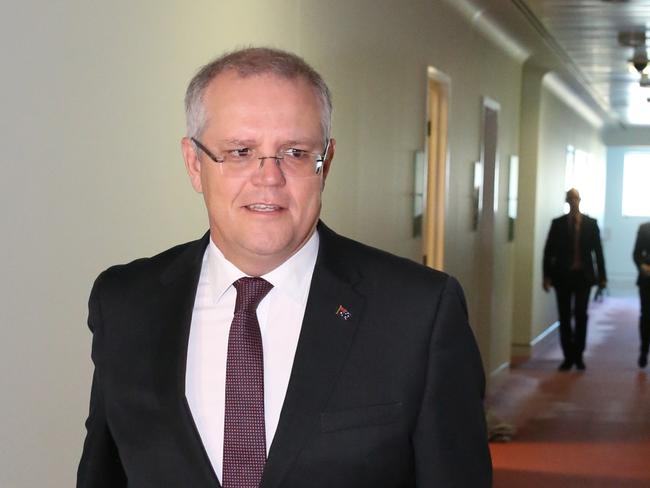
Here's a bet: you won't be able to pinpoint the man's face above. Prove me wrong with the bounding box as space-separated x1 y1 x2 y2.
182 71 334 275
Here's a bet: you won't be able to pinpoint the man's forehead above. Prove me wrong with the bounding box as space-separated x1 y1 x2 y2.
208 69 310 91
202 70 321 114
203 71 321 118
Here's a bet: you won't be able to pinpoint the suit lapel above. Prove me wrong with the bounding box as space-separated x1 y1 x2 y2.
156 232 222 487
151 226 365 488
261 224 366 488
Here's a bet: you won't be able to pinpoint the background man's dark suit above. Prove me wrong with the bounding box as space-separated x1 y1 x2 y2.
543 213 607 366
77 223 492 487
633 221 650 366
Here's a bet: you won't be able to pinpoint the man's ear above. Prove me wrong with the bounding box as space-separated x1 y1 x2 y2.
181 137 203 193
321 138 335 189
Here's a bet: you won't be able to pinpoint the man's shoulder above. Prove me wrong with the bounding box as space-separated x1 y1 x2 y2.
551 214 567 225
318 223 450 288
551 214 597 226
637 222 650 244
94 233 208 291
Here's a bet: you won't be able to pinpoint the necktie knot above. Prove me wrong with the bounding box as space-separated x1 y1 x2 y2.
233 277 273 314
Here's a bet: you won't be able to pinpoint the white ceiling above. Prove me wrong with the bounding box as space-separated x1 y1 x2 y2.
454 0 650 127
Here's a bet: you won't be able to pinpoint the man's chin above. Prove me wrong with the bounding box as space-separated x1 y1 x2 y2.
243 239 295 261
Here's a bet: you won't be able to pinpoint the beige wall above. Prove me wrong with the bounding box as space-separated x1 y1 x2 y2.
305 0 524 374
0 0 599 486
512 64 545 352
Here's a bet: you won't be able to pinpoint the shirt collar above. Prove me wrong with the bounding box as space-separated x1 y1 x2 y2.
207 231 320 304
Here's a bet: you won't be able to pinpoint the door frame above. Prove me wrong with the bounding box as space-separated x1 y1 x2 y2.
423 66 451 270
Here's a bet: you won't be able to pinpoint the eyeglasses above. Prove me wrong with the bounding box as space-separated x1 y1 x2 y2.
191 137 329 178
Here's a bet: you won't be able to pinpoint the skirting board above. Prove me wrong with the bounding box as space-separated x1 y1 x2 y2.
511 320 559 359
486 321 559 387
488 360 511 390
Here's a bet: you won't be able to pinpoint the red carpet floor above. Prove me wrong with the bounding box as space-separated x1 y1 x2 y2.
488 296 650 487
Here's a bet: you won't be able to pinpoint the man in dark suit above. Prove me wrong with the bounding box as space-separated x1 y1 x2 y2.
633 221 650 368
543 188 607 371
77 47 491 487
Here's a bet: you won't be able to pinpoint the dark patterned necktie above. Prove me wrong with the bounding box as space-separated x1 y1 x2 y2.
223 277 273 488
571 215 582 269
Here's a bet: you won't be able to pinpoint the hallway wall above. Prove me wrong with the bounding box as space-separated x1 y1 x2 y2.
604 146 650 294
602 127 650 295
0 0 601 486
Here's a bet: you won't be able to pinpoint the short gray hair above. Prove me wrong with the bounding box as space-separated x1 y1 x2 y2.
185 47 332 143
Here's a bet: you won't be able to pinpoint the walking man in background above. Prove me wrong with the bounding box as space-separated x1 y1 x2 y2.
543 188 607 371
633 221 650 368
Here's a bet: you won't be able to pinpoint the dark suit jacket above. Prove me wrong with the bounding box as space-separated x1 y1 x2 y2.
633 222 650 287
543 213 607 287
77 222 492 487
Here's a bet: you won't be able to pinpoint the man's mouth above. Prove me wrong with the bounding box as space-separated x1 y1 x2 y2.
246 203 282 212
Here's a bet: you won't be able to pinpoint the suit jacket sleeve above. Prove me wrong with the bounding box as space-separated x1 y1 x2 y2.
543 219 558 281
634 227 644 269
413 277 492 487
77 273 128 487
592 220 606 283
634 224 650 269
633 224 650 286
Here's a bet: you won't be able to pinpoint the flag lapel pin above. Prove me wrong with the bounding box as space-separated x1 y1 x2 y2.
336 305 351 321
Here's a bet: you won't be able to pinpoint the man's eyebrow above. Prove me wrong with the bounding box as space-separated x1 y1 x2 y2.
283 139 310 145
280 139 320 148
219 138 257 146
218 138 319 148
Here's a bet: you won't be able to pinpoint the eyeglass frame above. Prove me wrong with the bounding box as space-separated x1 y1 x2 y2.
190 137 330 176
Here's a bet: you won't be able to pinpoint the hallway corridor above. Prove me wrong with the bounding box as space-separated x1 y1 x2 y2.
489 296 650 487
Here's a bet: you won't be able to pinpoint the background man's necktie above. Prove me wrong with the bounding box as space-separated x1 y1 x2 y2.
571 216 582 270
223 277 273 488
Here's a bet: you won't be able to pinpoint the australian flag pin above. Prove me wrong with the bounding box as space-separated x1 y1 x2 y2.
336 305 351 321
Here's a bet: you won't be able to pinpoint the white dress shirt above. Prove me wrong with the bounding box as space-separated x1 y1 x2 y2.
185 231 319 480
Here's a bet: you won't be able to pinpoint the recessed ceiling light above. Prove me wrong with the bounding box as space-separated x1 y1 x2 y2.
619 31 646 48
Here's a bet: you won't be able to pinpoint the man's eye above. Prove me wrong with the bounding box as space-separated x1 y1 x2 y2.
227 148 252 159
284 148 309 159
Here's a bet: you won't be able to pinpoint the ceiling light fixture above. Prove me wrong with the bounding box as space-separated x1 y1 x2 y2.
619 31 646 49
629 46 649 74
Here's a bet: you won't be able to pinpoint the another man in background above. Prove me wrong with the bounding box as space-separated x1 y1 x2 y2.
77 47 491 487
543 188 607 371
633 221 650 368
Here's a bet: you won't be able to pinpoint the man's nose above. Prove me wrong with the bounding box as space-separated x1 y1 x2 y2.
252 156 286 185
